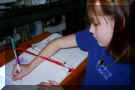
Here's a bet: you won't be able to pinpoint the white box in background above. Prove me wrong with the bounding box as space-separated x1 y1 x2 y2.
0 66 5 90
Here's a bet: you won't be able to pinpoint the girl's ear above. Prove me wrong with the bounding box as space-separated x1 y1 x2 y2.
95 0 100 5
122 18 126 29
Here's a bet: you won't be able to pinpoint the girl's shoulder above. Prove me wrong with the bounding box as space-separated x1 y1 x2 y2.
76 28 100 51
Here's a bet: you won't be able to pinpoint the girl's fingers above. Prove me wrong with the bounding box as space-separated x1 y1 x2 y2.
48 80 59 85
39 82 51 86
39 81 59 86
12 71 24 81
12 65 18 76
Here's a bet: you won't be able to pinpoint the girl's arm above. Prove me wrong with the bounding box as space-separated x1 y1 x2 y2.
29 34 77 70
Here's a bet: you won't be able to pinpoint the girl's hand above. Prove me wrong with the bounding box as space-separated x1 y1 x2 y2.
12 64 33 81
37 81 64 90
39 80 59 85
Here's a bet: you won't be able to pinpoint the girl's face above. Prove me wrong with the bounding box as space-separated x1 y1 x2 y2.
90 16 115 47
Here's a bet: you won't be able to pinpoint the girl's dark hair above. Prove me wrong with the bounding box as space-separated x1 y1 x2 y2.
87 0 135 63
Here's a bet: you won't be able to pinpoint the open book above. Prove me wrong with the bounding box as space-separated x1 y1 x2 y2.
5 33 88 85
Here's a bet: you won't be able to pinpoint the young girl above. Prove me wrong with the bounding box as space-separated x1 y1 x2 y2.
12 0 135 88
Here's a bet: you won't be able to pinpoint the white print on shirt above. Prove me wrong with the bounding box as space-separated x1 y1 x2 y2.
96 60 112 80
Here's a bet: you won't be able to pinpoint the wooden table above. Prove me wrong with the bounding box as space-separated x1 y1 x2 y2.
0 32 88 87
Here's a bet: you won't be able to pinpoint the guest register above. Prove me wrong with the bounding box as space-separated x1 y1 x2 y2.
4 33 88 85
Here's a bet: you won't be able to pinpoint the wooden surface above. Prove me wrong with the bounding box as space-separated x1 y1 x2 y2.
0 32 87 86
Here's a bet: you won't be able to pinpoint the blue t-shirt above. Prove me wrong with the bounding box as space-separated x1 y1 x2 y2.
76 28 131 85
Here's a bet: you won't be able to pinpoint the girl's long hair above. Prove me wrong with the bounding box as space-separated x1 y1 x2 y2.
87 0 135 63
